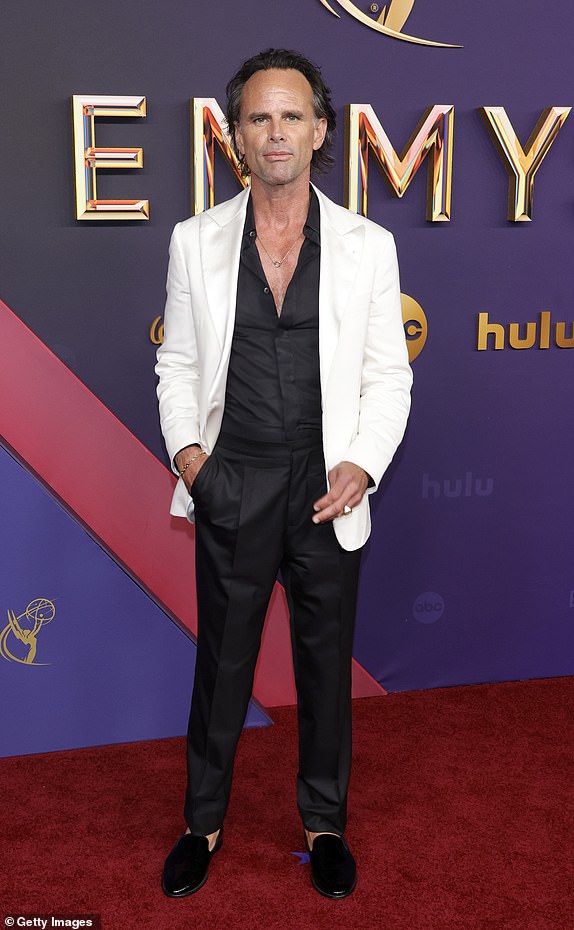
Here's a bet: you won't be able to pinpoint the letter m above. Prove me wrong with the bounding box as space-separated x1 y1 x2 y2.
345 104 454 221
191 98 249 215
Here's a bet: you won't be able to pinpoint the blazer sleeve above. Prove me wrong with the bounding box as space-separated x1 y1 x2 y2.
344 230 413 491
155 221 202 474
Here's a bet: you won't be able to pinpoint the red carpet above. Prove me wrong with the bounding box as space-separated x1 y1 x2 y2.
2 678 573 930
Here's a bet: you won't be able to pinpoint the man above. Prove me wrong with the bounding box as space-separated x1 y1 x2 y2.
156 48 412 900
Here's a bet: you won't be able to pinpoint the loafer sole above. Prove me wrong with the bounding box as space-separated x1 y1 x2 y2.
310 872 357 899
161 870 209 898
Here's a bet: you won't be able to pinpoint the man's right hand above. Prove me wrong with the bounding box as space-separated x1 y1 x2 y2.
175 446 209 495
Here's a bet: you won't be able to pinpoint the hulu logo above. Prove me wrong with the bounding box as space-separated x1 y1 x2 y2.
477 311 574 351
422 472 493 500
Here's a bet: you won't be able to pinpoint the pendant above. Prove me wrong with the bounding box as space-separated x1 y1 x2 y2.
273 260 281 267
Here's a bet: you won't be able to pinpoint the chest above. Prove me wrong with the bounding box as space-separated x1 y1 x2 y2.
235 235 319 335
255 239 304 315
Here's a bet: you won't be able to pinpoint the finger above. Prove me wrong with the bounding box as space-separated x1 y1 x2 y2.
312 470 353 511
315 475 365 510
312 480 345 512
312 488 337 512
313 482 367 522
312 491 352 523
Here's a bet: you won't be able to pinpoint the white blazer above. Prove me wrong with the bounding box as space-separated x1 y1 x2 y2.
156 184 412 551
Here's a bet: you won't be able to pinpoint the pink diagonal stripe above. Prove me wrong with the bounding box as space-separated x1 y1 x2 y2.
0 298 386 705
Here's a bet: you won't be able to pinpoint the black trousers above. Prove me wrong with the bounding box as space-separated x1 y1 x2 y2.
184 432 362 836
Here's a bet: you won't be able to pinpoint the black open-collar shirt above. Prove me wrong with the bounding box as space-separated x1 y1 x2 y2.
219 188 322 442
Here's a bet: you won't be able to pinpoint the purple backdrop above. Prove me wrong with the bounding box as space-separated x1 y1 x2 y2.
0 444 269 757
1 0 573 755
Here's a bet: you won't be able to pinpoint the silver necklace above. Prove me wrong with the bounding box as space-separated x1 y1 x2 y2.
256 232 303 268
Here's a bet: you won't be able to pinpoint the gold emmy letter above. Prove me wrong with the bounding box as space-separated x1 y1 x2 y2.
481 107 571 221
72 95 149 220
346 104 454 221
191 98 248 216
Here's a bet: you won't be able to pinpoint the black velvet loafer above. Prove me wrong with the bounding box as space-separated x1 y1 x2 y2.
161 827 223 897
306 833 357 899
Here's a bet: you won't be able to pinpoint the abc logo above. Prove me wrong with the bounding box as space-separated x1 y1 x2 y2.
413 592 444 624
401 294 427 362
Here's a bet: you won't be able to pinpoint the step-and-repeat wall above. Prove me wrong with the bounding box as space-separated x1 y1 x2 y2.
1 0 572 755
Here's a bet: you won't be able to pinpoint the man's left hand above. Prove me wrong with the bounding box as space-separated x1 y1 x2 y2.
312 461 369 524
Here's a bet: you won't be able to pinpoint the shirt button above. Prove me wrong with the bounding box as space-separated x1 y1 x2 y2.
263 286 270 294
249 230 256 238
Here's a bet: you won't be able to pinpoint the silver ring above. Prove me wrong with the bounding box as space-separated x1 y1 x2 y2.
343 504 353 515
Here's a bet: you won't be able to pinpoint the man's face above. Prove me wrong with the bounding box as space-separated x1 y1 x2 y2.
234 68 327 189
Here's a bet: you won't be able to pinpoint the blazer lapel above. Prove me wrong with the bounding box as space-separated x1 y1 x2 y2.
199 187 251 403
314 185 366 397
